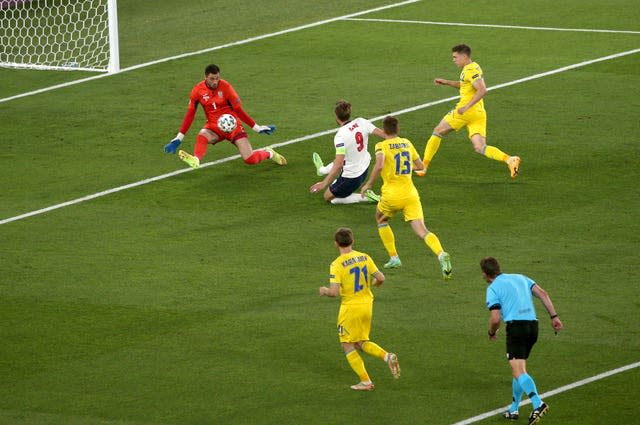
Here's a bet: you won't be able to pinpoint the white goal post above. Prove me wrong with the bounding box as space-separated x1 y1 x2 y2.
0 0 119 73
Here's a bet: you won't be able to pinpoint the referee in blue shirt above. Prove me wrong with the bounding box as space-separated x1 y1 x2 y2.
482 257 563 425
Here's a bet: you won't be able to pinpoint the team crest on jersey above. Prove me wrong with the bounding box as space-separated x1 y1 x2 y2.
218 90 223 97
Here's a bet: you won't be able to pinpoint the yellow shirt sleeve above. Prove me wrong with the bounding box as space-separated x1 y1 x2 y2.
367 255 379 277
459 62 484 107
329 261 341 286
465 63 483 83
410 143 419 163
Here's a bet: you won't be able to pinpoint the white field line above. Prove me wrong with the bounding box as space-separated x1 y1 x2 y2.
452 361 640 425
346 17 640 34
0 0 419 105
269 47 640 148
1 47 638 226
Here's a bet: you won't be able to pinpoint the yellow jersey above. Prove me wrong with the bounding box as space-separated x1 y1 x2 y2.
374 137 420 200
457 61 485 112
329 249 379 305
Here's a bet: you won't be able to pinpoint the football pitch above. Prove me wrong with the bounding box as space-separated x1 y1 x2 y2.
1 1 639 424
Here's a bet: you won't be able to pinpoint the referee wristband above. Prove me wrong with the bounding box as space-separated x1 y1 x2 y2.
550 314 558 319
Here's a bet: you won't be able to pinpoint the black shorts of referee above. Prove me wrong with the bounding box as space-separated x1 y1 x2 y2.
505 320 538 360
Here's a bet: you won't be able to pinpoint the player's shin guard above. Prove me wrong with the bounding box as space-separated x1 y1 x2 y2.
345 350 370 382
361 341 387 361
194 134 209 160
424 232 444 256
482 145 509 162
243 149 270 165
423 133 442 165
377 223 397 257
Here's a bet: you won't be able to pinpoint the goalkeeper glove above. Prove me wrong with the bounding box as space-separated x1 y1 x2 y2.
252 124 276 135
164 133 184 154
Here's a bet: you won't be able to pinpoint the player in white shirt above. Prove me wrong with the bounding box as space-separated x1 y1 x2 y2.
309 100 385 204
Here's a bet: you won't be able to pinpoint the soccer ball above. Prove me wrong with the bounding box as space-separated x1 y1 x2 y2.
217 114 237 133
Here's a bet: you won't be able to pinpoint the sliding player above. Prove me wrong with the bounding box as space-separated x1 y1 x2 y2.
309 100 383 204
164 63 286 169
416 44 520 178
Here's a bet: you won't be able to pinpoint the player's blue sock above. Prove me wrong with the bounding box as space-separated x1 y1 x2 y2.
510 377 524 412
517 373 542 409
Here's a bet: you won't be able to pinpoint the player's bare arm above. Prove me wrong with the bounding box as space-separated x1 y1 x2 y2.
360 152 384 196
458 78 487 114
310 153 345 193
319 283 340 297
434 78 460 88
371 270 385 287
532 284 564 332
413 158 425 171
488 309 501 340
372 127 386 138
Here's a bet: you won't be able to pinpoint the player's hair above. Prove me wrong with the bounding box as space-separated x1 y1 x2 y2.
204 63 220 75
383 116 399 135
452 44 471 56
335 227 354 247
480 257 501 278
335 100 352 122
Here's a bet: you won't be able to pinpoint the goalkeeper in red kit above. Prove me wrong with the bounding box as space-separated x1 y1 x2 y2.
164 63 286 168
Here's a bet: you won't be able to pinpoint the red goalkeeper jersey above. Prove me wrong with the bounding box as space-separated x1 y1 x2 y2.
179 79 255 135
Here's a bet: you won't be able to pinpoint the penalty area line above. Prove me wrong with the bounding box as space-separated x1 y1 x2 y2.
0 0 419 105
1 47 638 226
451 361 640 425
345 18 640 35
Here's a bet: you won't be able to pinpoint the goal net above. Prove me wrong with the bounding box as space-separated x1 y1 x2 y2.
0 0 119 73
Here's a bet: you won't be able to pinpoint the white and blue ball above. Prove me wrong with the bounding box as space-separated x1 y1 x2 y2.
217 114 237 133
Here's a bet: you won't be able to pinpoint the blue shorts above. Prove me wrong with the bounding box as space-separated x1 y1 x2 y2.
329 169 368 198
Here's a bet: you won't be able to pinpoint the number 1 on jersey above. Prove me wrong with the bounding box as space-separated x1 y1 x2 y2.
349 265 369 293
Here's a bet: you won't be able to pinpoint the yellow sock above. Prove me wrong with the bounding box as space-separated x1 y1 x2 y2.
377 224 397 257
361 341 387 361
483 145 509 162
423 133 442 165
424 232 444 256
346 350 370 382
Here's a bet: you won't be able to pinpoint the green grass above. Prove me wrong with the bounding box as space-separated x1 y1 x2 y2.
1 1 639 424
